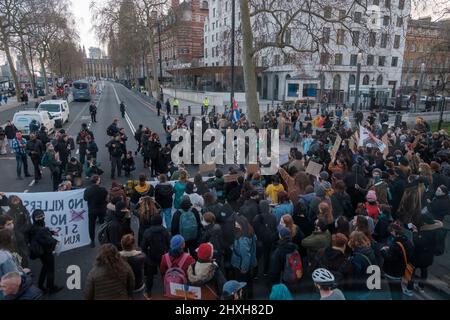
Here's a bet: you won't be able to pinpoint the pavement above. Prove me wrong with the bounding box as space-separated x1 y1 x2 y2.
0 82 448 300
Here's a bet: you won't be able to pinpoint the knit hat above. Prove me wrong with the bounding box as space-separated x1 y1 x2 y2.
366 190 377 202
319 171 329 181
314 184 326 197
278 225 291 240
196 243 214 261
170 235 185 251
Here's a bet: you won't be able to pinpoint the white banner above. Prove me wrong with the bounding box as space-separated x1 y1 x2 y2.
6 189 89 253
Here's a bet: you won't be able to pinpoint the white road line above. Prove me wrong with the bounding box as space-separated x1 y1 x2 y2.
111 83 136 135
29 180 35 187
0 157 16 160
24 190 29 193
76 149 79 155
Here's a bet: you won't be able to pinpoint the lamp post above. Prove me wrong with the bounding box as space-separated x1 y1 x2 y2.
354 51 362 112
416 62 425 112
319 64 325 108
230 0 236 103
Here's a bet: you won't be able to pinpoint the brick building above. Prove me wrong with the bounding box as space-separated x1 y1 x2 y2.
401 17 450 95
151 0 209 82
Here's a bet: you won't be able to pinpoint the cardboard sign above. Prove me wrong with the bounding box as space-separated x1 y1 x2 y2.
382 134 390 158
330 134 342 161
169 283 201 300
223 173 244 183
246 164 260 175
305 161 323 177
199 163 216 174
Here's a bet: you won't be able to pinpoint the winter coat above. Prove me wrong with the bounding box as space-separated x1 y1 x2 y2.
389 175 407 216
397 181 423 225
173 181 186 209
348 246 377 291
66 161 83 178
187 261 226 299
25 139 44 160
381 235 414 279
83 185 108 213
268 239 299 286
106 139 124 158
107 212 130 250
372 181 389 205
155 183 174 209
171 207 202 239
427 195 450 221
331 191 354 219
120 250 146 291
301 230 331 263
6 204 32 262
3 274 42 300
28 224 58 256
5 124 17 140
130 183 154 205
252 202 278 244
239 199 259 225
200 223 224 259
412 220 443 268
231 234 257 273
141 225 170 267
85 264 135 300
273 202 294 225
310 247 352 287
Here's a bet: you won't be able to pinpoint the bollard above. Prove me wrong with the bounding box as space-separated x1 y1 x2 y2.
188 105 191 115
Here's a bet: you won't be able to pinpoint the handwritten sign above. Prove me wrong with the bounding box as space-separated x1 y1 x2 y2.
224 173 244 183
330 134 342 161
305 161 323 177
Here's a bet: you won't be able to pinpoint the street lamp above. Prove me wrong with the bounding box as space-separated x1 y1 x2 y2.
319 64 325 107
416 62 425 112
230 0 236 103
152 10 163 97
354 51 363 112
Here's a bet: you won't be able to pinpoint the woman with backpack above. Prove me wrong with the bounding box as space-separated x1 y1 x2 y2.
85 244 135 300
173 170 188 209
28 210 62 294
252 200 277 278
187 243 226 300
141 215 170 298
199 212 224 265
231 215 257 299
119 234 146 299
160 235 195 298
171 196 202 258
134 196 160 245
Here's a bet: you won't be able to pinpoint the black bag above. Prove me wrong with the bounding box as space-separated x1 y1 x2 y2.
97 221 111 244
106 125 115 137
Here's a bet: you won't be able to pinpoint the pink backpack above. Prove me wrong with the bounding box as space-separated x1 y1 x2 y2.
163 253 189 298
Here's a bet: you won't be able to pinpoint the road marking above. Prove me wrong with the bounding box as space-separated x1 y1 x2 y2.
29 180 35 187
111 83 136 135
0 157 16 160
24 190 29 193
76 149 79 155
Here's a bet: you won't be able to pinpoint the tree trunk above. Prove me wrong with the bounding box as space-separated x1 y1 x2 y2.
239 0 261 127
40 54 50 95
0 28 21 102
19 40 37 99
147 14 160 98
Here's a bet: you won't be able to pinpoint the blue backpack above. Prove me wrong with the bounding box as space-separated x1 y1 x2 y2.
179 210 198 241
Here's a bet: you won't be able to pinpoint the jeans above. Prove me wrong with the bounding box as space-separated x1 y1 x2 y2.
8 139 14 152
161 208 172 230
38 253 55 290
79 150 86 165
15 154 29 177
30 157 42 179
291 129 301 143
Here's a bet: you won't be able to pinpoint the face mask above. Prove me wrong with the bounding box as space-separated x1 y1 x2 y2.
5 223 14 230
436 189 445 197
201 220 210 227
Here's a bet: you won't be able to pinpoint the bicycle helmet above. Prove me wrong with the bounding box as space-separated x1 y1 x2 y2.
312 268 335 285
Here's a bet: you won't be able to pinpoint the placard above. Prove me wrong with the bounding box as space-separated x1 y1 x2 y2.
305 161 323 177
199 163 216 174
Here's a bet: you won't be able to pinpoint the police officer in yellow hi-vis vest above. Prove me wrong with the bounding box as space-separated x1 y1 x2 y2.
202 96 209 116
172 97 179 115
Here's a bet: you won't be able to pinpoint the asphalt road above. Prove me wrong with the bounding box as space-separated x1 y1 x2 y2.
0 82 446 300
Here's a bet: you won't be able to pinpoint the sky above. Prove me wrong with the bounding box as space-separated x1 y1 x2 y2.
70 0 100 53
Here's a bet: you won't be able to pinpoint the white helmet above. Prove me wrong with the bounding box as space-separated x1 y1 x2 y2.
312 268 335 285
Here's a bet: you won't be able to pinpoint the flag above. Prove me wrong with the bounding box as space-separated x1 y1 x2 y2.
358 126 386 152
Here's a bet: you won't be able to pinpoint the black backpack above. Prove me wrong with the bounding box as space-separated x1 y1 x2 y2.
106 125 115 137
144 229 169 263
97 221 111 244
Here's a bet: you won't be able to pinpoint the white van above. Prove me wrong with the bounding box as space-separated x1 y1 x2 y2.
37 100 70 128
12 111 55 136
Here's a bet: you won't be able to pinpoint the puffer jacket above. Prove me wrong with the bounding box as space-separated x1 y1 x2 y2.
381 235 414 279
413 220 443 268
120 250 146 291
155 182 174 209
187 261 226 300
85 264 135 300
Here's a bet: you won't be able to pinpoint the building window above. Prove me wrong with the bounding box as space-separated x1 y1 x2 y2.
373 0 379 5
285 29 292 45
224 18 227 26
367 54 374 65
350 54 358 66
225 1 228 11
205 36 207 44
322 27 330 44
337 29 345 45
363 75 370 85
369 32 376 47
335 53 343 65
274 55 280 66
212 47 214 57
352 31 360 47
379 56 386 66
262 57 268 66
320 52 330 65
213 8 215 17
383 16 390 26
205 49 208 58
333 74 341 90
377 75 383 85
399 0 405 9
385 0 390 8
394 35 400 49
354 12 362 23
212 22 214 30
381 33 388 48
391 57 398 67
212 34 214 42
339 10 346 20
396 17 403 27
324 6 332 19
216 46 219 57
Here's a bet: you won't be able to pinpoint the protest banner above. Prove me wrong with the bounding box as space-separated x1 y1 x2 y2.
358 126 386 152
170 283 202 300
305 161 323 177
5 189 89 253
223 173 244 183
330 134 342 161
199 163 216 174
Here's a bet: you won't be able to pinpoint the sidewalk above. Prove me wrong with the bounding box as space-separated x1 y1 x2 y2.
0 91 56 112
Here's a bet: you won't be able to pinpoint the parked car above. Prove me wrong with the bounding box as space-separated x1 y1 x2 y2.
12 110 55 136
37 100 70 128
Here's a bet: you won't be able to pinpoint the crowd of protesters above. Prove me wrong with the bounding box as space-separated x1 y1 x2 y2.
1 98 449 301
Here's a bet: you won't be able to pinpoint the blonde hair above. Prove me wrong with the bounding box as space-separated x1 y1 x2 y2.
318 201 334 225
348 231 371 249
179 170 188 182
281 214 298 238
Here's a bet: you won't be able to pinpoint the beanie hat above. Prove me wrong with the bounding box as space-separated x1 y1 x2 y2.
170 235 185 251
319 171 329 181
366 190 377 202
196 243 214 261
314 184 326 197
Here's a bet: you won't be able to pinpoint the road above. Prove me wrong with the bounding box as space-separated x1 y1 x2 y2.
0 82 447 300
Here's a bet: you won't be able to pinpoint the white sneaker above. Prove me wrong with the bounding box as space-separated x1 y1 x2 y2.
403 287 414 297
414 283 425 293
